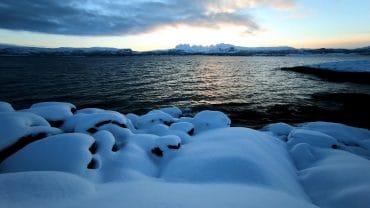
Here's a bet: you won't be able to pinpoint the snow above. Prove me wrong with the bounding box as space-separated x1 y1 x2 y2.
175 43 294 53
191 110 231 134
0 171 95 208
135 110 175 129
0 101 14 112
1 101 370 208
307 60 370 73
159 106 182 118
287 129 338 149
293 146 370 208
21 102 76 122
0 112 61 152
0 133 94 175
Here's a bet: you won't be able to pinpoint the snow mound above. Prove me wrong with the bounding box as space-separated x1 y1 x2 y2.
192 110 231 134
0 101 15 112
74 111 130 134
292 145 370 208
0 133 94 175
308 60 370 73
159 106 182 118
160 127 309 200
21 102 76 127
135 110 175 129
287 129 338 149
0 112 61 154
1 102 370 208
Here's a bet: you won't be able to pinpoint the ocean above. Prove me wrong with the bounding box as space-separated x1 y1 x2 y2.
1 55 369 128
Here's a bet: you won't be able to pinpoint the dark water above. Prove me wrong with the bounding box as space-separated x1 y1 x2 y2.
1 55 369 128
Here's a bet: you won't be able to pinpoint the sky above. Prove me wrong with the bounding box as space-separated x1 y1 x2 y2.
0 0 369 51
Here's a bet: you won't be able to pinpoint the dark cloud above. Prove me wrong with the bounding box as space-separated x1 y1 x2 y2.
0 0 294 36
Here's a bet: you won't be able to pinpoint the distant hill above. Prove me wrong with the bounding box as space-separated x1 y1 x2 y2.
0 43 369 56
0 44 134 56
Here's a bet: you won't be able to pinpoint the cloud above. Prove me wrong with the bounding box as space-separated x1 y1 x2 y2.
0 0 296 36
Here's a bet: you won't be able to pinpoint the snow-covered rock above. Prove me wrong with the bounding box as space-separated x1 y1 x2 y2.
0 112 61 154
293 145 370 208
192 110 231 134
287 129 338 149
0 101 15 112
308 60 370 73
21 102 76 127
1 102 369 208
135 110 175 129
159 107 182 118
0 133 94 174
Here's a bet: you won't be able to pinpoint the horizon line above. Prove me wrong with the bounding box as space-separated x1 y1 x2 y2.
1 42 369 52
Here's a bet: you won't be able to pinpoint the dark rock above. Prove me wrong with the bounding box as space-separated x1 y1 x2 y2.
188 128 195 136
112 143 119 152
71 107 77 114
87 158 98 169
87 128 98 134
151 147 163 157
0 132 48 163
49 120 64 128
168 143 181 150
164 121 174 126
95 120 112 127
89 142 97 154
111 121 127 128
280 66 370 83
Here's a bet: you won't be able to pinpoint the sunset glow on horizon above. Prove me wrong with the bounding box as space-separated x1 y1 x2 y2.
0 0 369 50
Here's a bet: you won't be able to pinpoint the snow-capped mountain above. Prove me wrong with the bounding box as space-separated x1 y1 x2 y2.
174 43 295 53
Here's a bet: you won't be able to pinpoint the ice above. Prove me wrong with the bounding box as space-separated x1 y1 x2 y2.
1 102 370 208
308 60 370 73
0 101 14 112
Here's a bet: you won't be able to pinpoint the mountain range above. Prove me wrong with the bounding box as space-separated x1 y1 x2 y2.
0 43 369 56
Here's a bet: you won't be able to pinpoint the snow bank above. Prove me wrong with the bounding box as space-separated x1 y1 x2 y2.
291 145 370 208
1 101 370 208
308 60 370 73
67 181 317 208
0 171 95 208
